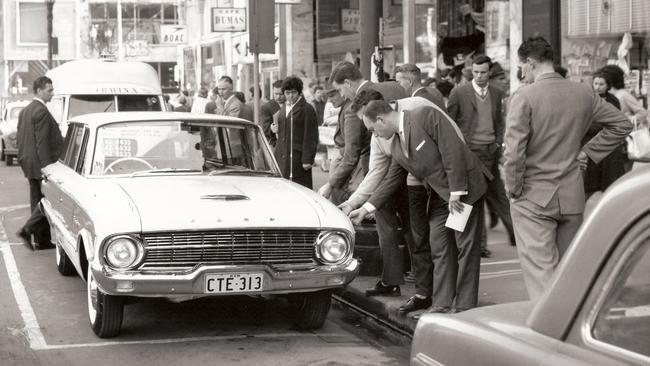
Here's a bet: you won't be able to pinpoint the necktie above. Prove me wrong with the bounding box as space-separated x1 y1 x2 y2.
480 88 487 98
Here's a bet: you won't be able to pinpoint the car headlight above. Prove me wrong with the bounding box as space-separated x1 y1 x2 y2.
316 232 350 264
103 235 143 270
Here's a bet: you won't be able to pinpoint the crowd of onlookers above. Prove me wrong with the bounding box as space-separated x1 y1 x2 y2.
161 36 645 315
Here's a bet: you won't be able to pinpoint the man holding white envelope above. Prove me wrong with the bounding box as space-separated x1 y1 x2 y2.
350 100 490 314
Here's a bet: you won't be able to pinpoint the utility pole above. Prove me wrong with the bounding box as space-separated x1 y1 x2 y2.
47 0 55 69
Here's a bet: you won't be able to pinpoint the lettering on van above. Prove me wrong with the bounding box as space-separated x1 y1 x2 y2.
96 87 141 94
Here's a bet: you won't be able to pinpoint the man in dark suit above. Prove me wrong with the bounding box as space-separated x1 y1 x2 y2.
318 61 405 204
395 64 446 111
447 54 515 257
351 101 489 314
273 76 319 189
261 80 284 147
16 76 63 250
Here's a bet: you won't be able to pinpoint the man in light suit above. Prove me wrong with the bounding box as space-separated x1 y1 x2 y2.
16 76 64 250
504 37 632 300
351 101 489 314
217 76 244 118
318 61 406 204
447 55 515 257
395 64 446 111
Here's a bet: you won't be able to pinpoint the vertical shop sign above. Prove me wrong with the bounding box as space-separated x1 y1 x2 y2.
341 9 361 32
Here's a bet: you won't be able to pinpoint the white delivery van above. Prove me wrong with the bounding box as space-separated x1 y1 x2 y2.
45 60 167 135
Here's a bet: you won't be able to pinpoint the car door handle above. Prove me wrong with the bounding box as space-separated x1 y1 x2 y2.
58 197 63 203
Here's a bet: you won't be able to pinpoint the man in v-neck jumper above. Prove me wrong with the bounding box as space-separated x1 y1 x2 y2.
447 55 515 257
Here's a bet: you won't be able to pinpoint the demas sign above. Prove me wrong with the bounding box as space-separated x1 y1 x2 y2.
211 8 247 32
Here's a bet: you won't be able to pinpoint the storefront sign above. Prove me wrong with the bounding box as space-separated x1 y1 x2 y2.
341 9 360 33
125 40 150 57
161 25 187 44
211 8 246 32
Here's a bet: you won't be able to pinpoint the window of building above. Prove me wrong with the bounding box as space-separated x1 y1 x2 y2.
17 1 48 44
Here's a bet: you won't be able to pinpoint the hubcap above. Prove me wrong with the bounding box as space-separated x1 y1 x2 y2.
87 267 98 323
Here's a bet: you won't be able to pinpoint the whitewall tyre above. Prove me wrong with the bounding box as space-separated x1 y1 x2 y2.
87 266 124 338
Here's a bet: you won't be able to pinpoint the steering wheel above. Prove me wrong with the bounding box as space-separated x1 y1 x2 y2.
102 157 154 174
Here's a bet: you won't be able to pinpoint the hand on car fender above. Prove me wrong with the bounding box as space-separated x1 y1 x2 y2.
338 202 353 215
318 183 332 198
348 207 368 225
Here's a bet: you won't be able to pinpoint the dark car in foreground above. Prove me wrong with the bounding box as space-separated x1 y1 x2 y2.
411 165 650 365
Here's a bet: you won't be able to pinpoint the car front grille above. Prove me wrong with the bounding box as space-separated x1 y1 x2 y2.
140 229 319 269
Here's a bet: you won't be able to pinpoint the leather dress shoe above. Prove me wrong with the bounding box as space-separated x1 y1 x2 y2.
398 296 432 313
365 281 401 297
16 229 35 251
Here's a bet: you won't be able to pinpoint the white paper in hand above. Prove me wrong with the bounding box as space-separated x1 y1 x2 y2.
445 203 473 232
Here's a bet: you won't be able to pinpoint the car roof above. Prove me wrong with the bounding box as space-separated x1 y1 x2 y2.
528 164 650 339
67 111 256 128
5 101 29 108
46 60 162 95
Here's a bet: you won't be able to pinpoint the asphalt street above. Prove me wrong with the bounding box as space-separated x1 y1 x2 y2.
0 162 410 366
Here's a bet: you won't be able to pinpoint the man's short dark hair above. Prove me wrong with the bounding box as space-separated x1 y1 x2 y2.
517 36 554 63
554 64 568 78
473 54 492 67
351 89 384 113
313 85 323 92
363 100 394 122
395 64 421 79
272 80 284 89
599 65 625 89
33 76 52 94
436 80 455 98
330 61 363 84
219 76 234 85
281 76 303 93
198 87 208 98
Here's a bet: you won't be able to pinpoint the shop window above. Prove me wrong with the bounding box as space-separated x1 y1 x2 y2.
17 1 47 44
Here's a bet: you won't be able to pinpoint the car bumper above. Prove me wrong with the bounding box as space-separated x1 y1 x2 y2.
92 259 360 297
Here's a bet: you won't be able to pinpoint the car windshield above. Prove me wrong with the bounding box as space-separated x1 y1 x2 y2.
68 95 162 119
91 120 279 177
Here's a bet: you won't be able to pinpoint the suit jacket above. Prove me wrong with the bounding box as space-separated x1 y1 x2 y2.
273 97 319 188
222 95 244 118
368 107 489 210
413 87 446 112
17 100 64 179
240 102 254 122
503 72 632 214
447 83 504 145
261 100 280 147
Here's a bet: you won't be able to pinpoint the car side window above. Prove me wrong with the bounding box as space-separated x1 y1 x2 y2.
59 125 75 163
63 125 86 170
592 237 650 358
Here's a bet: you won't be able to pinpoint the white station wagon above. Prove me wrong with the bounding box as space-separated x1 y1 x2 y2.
41 112 359 338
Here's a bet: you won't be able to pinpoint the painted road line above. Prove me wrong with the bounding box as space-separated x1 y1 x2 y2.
0 204 30 213
480 259 520 266
480 269 522 279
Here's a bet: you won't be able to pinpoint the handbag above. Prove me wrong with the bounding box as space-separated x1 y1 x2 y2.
626 117 650 161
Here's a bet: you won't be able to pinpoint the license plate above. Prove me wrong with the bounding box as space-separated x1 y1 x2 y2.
204 273 263 293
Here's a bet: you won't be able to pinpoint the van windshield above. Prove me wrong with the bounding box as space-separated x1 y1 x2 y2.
68 95 162 119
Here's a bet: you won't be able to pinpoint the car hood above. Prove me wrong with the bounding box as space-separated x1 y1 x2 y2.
115 175 325 232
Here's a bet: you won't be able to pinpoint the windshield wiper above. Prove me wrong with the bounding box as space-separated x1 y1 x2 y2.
208 168 277 176
129 168 201 177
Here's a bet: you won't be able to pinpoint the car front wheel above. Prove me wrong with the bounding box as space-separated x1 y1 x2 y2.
87 266 124 338
55 243 76 276
290 290 332 330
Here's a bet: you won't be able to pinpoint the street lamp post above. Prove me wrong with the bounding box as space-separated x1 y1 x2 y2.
47 0 55 69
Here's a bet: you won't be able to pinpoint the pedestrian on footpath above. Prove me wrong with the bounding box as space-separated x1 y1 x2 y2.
503 37 632 300
190 87 210 114
318 61 405 205
341 90 440 297
261 80 285 148
174 96 191 112
395 64 446 111
205 87 221 114
351 101 490 314
16 76 63 251
273 76 319 189
447 54 516 257
217 76 244 118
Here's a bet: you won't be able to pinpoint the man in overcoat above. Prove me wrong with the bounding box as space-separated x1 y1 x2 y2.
273 76 319 189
